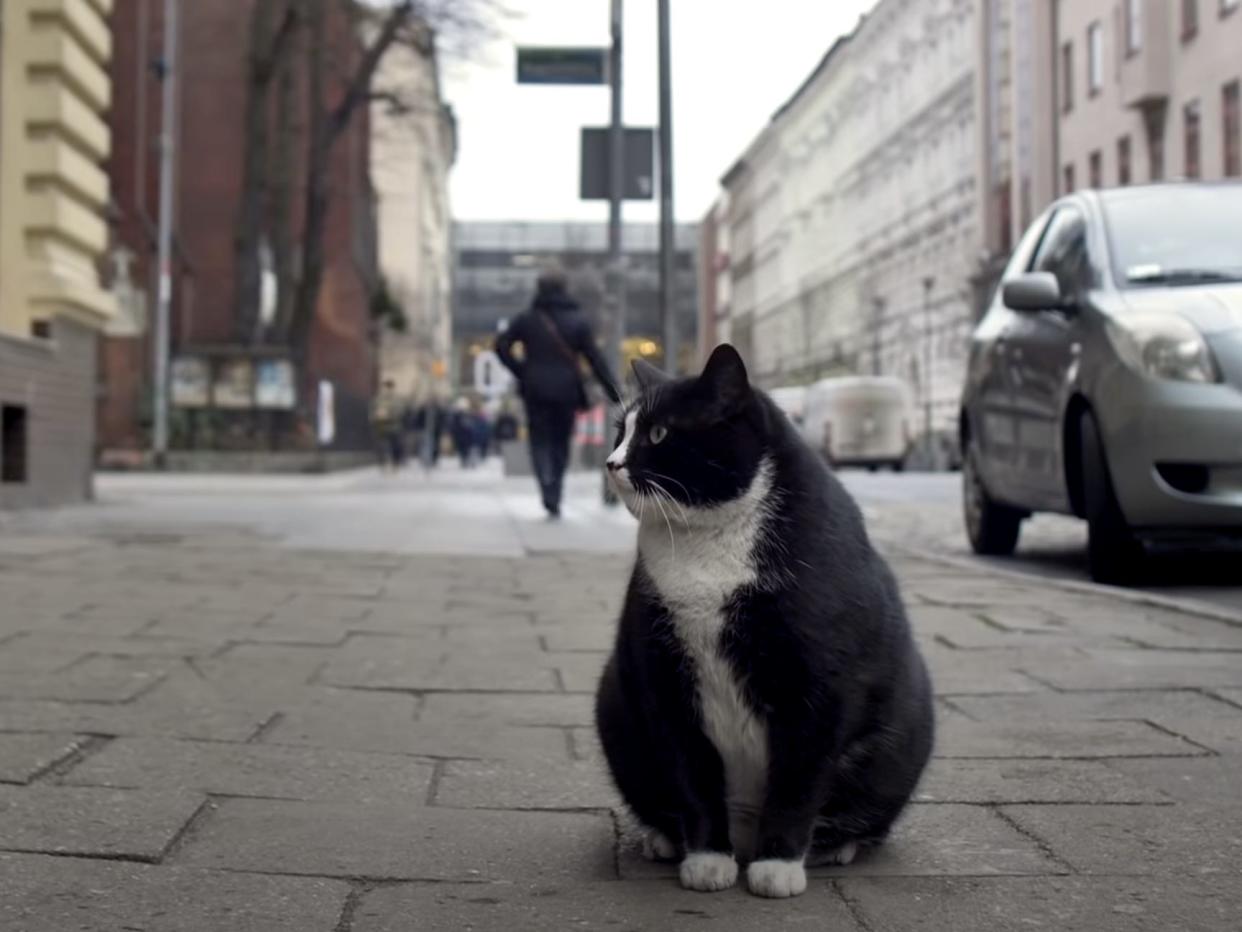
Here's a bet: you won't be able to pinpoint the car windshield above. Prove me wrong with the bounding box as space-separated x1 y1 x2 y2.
1103 186 1242 288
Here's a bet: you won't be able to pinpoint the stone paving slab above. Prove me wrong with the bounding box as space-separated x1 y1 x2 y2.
947 688 1242 722
914 759 1170 804
4 487 1242 930
172 798 615 883
839 875 1242 932
1107 756 1242 804
61 737 434 802
0 784 203 860
0 656 167 703
262 689 570 760
434 758 620 809
618 804 1060 880
0 852 349 932
0 692 269 743
1021 650 1242 691
350 880 863 931
934 719 1205 758
1001 803 1242 875
417 691 596 728
0 732 86 783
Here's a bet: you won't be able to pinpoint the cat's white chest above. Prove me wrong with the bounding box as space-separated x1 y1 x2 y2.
638 477 772 826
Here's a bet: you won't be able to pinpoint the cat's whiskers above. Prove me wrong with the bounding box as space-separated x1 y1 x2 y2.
649 489 678 561
647 479 689 528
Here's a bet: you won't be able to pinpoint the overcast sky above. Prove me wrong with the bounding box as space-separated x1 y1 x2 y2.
440 0 872 224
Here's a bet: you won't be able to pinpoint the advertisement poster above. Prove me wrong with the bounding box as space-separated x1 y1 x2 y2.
317 380 335 446
255 359 296 409
213 359 254 409
170 357 210 407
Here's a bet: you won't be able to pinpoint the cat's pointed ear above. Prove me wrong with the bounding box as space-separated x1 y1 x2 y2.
632 357 671 392
699 344 750 408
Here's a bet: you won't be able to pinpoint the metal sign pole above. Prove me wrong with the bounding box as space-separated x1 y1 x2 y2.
603 0 625 506
657 0 676 374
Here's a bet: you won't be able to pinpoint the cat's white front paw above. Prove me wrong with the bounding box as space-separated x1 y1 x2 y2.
747 858 807 898
679 851 738 892
642 828 678 862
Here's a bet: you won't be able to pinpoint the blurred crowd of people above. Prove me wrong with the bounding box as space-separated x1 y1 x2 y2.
369 381 521 473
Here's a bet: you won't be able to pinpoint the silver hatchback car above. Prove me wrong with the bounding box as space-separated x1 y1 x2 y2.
960 183 1242 584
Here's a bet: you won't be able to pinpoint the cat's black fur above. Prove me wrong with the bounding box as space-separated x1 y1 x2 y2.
596 345 934 893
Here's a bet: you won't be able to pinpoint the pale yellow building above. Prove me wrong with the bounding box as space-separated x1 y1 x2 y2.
0 0 116 506
370 27 456 405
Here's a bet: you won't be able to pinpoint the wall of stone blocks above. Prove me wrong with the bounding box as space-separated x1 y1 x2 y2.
0 318 98 508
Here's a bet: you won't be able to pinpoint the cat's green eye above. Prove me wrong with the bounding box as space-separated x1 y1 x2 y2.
649 425 668 445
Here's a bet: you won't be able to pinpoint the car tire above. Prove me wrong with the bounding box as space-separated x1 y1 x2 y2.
1080 410 1145 585
892 460 905 473
963 438 1023 556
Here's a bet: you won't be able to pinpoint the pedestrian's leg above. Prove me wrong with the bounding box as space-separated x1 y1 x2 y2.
547 405 575 515
526 405 556 512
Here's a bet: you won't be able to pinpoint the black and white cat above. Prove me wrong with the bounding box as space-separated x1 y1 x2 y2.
595 344 934 898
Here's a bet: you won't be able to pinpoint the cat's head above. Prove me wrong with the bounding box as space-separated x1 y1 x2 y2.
605 344 769 512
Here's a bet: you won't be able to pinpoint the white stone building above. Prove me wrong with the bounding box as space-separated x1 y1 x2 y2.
717 0 983 440
371 30 457 403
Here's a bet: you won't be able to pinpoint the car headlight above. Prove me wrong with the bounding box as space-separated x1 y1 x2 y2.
1107 313 1220 383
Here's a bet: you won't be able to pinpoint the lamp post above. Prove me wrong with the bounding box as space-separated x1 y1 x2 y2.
151 0 180 467
922 275 935 465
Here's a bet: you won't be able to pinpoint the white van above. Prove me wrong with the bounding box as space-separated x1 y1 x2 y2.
768 386 808 429
802 376 911 471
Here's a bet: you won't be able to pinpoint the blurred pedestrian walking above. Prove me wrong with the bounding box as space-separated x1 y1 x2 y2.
371 381 404 471
496 265 620 518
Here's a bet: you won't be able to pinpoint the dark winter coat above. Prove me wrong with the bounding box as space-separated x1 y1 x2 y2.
495 283 620 409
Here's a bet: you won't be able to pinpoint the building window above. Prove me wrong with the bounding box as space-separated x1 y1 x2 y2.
1118 135 1133 184
1183 0 1199 38
1 406 29 484
1126 0 1143 54
1184 100 1202 179
1087 23 1104 95
1063 163 1076 193
1225 80 1241 177
1147 112 1166 180
1061 42 1074 113
1089 150 1103 188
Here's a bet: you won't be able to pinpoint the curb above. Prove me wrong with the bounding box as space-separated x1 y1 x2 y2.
882 539 1242 626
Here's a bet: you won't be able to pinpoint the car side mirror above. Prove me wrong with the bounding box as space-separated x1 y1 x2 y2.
1002 272 1069 312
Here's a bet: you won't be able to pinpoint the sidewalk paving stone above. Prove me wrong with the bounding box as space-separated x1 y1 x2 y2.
946 688 1242 723
0 656 167 703
914 759 1170 804
172 797 615 882
0 785 203 860
839 875 1242 932
433 758 620 809
934 718 1206 758
1000 803 1242 875
60 736 434 802
0 852 349 932
350 880 862 932
1107 756 1242 804
262 690 570 760
0 732 86 783
6 472 1242 929
417 691 596 728
618 804 1061 879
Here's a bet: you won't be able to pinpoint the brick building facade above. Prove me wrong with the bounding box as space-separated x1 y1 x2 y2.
101 0 379 455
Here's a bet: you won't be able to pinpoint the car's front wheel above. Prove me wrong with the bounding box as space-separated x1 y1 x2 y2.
963 438 1023 556
1079 410 1145 585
